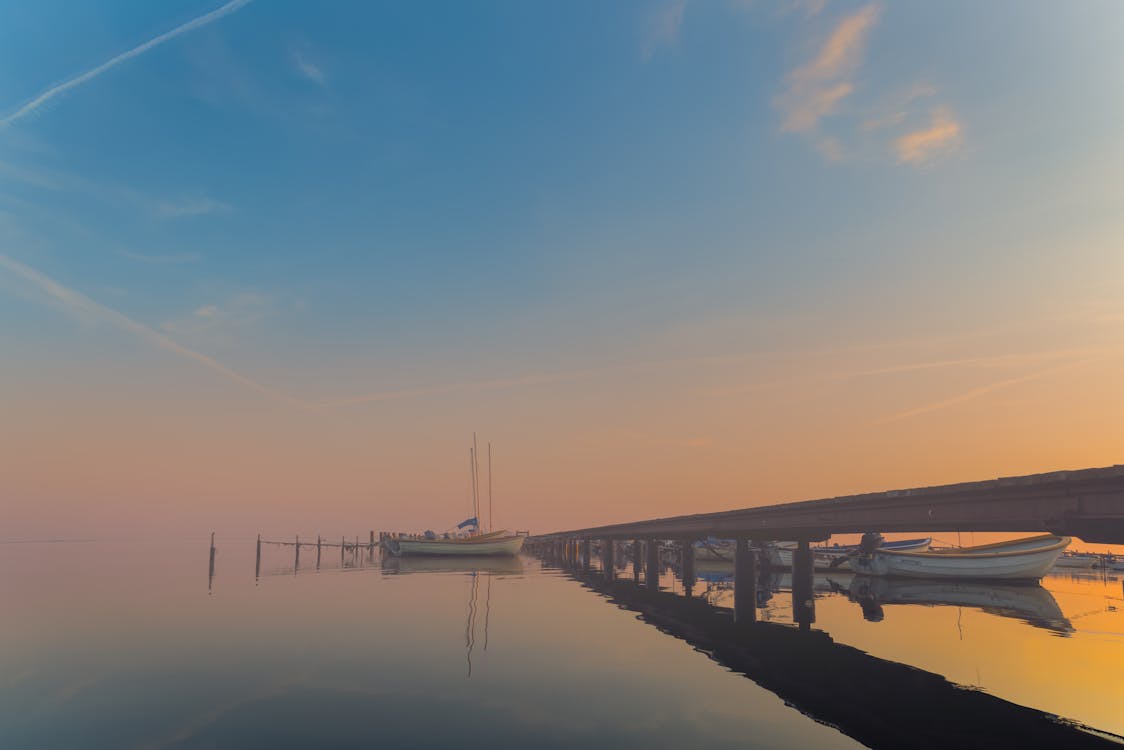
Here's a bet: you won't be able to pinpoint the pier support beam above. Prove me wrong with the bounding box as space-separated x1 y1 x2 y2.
581 539 591 570
680 539 695 596
792 539 815 631
294 535 300 571
316 536 322 570
255 534 261 580
734 537 757 624
646 538 661 590
602 539 615 580
633 540 643 583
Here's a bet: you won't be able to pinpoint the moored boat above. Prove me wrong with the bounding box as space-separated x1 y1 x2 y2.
1052 551 1100 570
848 533 1069 580
389 530 524 557
768 537 932 570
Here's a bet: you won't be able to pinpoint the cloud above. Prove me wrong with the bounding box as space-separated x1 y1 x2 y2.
775 4 880 132
0 0 253 129
642 0 687 61
116 250 202 264
816 135 844 162
894 107 962 164
291 50 325 85
0 253 299 406
161 290 273 347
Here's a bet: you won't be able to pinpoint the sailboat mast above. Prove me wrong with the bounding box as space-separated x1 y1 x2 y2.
470 447 478 529
488 442 494 533
472 432 481 530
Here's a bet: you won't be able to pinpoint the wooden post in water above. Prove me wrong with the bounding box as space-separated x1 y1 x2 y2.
792 539 815 631
602 539 615 581
646 538 660 590
294 535 300 571
316 535 322 570
208 532 216 590
369 531 375 557
581 539 591 570
633 540 643 583
340 536 345 564
734 537 756 624
680 539 695 596
255 533 261 579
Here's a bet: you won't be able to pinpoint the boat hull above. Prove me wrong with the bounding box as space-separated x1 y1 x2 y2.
393 534 524 557
848 535 1069 580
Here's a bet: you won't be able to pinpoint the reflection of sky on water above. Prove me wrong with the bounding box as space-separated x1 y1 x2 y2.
3 540 1123 748
1 540 858 750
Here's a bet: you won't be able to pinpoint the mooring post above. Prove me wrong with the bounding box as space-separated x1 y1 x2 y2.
316 535 322 570
602 539 615 580
294 534 300 571
255 533 261 579
792 539 815 631
646 538 661 589
633 540 643 583
734 537 757 624
369 530 375 557
208 532 216 590
680 539 696 596
341 536 345 564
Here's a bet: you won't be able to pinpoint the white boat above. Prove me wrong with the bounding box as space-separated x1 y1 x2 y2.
768 537 931 570
848 534 1070 580
1051 552 1100 570
390 530 525 557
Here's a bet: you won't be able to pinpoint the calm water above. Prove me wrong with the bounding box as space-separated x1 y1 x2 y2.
2 540 1122 749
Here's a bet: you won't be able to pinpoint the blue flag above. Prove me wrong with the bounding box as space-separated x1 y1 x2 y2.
457 517 479 530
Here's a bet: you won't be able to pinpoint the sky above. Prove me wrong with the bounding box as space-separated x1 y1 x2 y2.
1 1 1123 542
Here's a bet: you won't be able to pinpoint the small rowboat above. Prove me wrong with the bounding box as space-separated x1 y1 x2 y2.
848 534 1069 580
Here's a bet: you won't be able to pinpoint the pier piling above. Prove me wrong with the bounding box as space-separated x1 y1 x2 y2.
792 540 815 630
633 540 643 583
602 539 615 580
734 538 756 624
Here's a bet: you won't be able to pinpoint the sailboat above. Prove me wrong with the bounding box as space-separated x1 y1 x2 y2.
386 436 525 558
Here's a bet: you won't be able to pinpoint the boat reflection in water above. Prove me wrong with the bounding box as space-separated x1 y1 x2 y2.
381 553 524 576
840 576 1074 634
561 565 1119 750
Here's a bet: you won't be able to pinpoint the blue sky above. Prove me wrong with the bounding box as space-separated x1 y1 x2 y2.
2 1 1123 536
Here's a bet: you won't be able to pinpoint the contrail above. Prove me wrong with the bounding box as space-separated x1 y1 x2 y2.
0 0 253 129
879 358 1103 423
0 253 301 407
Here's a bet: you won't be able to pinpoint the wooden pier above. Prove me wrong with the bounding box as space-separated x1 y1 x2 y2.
530 464 1124 545
526 464 1124 633
254 531 385 578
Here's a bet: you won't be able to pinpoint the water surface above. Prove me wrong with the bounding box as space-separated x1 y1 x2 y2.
2 539 1122 748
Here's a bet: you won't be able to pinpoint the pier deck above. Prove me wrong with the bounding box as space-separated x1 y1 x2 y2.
532 464 1124 544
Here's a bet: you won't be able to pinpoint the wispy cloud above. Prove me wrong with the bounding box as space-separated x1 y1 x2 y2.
642 0 687 61
879 358 1102 423
894 106 963 165
291 49 325 85
154 195 232 219
116 249 202 264
0 0 253 129
774 4 880 132
0 253 299 407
